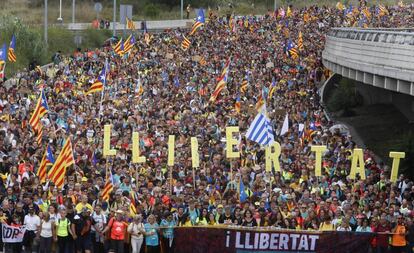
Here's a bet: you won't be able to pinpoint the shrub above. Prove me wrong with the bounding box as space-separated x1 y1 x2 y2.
144 4 160 18
327 78 363 114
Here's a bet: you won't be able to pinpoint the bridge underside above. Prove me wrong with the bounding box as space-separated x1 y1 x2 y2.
323 59 414 97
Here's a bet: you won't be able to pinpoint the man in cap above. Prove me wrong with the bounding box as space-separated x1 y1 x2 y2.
72 207 94 253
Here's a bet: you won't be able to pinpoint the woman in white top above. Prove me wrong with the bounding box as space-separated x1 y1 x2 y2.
127 214 145 253
336 219 352 232
38 212 55 253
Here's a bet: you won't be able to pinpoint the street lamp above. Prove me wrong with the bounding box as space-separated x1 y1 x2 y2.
72 0 76 24
57 0 63 22
113 0 116 36
44 0 48 44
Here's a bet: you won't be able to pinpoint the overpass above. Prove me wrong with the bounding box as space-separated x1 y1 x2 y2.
322 28 414 120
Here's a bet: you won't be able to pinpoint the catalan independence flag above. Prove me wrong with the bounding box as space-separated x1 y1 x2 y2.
113 38 124 55
8 35 16 63
287 40 299 59
0 43 6 80
298 31 304 51
48 138 75 188
37 145 55 183
102 168 114 201
123 35 136 53
189 9 205 35
29 90 49 133
210 58 231 102
86 65 107 95
240 74 248 93
235 96 241 114
126 17 136 30
268 77 277 100
181 35 191 50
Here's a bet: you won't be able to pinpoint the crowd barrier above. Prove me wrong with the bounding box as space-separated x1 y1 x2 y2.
173 226 373 253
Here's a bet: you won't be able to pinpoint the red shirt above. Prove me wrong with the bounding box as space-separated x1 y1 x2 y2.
376 224 391 247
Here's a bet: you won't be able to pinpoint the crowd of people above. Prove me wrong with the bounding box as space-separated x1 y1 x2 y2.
0 2 414 253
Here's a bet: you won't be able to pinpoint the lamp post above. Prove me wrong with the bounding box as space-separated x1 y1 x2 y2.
113 0 116 36
57 0 63 22
44 0 48 44
72 0 76 24
181 0 183 19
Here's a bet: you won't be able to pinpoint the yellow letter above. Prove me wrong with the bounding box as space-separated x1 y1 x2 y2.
132 132 146 163
103 125 116 157
311 146 327 177
167 135 175 166
191 137 200 168
349 148 365 180
389 152 405 183
226 127 240 158
265 142 281 172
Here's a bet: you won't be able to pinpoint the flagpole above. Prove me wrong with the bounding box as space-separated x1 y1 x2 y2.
98 58 108 121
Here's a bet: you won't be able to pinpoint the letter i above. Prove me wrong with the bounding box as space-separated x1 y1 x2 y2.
226 231 231 247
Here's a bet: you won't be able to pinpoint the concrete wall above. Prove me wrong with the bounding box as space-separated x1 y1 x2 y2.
322 28 414 97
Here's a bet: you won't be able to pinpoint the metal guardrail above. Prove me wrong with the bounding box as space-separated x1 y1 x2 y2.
328 28 414 45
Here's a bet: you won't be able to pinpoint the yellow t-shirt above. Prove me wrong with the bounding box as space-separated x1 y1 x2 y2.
319 222 335 231
75 203 93 213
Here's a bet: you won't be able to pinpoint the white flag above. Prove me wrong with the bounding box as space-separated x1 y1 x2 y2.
280 113 289 136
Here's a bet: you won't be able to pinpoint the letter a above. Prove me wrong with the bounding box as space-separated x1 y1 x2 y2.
349 148 365 180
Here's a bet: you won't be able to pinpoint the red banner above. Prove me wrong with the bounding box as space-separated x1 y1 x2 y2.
174 227 374 253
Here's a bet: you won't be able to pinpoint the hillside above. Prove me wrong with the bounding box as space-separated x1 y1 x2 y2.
1 0 412 25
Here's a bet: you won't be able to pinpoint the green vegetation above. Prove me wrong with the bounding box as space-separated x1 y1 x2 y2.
3 0 414 25
336 104 414 178
327 78 363 116
0 14 112 76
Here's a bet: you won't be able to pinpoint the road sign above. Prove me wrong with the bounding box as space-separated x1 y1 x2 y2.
94 2 103 13
120 4 133 24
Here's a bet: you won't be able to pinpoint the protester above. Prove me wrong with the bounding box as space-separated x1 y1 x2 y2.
102 210 127 253
0 2 414 253
127 214 144 253
38 212 54 253
144 214 160 253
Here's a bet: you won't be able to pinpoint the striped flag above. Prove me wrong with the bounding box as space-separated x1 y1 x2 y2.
123 35 136 53
287 40 299 59
129 192 138 215
246 106 275 146
48 138 75 188
234 96 241 114
189 9 205 35
378 4 389 16
268 77 277 100
36 124 43 144
181 35 191 50
198 57 207 66
240 75 248 93
298 31 304 51
126 17 136 29
102 168 114 201
29 90 49 132
37 145 55 183
113 38 124 55
210 59 231 102
8 35 16 63
86 64 107 95
0 43 7 80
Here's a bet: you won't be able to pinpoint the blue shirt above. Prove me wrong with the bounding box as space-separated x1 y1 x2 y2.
144 223 159 246
160 219 176 239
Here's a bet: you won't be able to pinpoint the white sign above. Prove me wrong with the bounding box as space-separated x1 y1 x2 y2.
2 224 26 243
